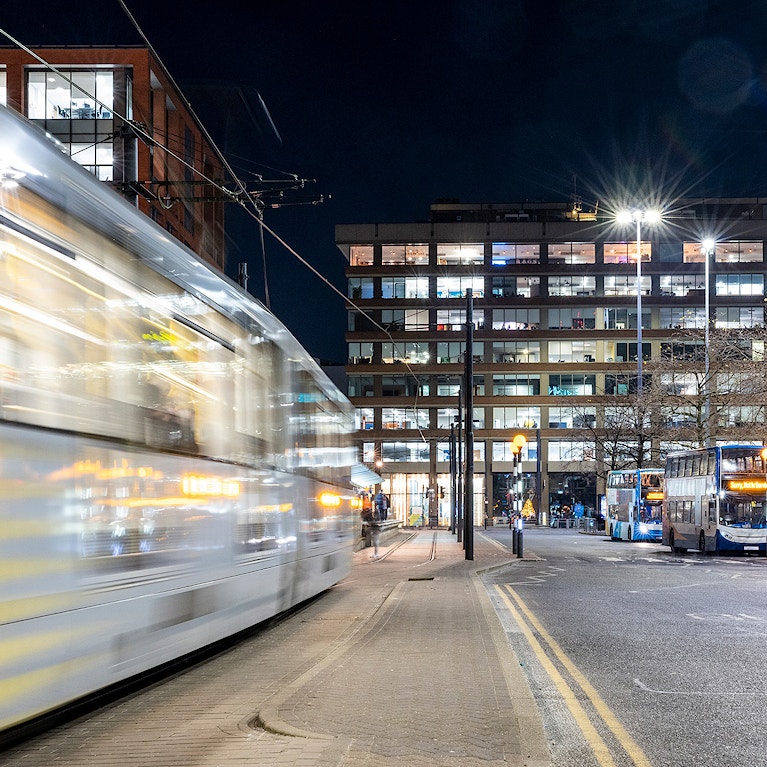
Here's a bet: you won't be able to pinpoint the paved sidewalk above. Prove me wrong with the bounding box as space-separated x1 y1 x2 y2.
0 529 551 767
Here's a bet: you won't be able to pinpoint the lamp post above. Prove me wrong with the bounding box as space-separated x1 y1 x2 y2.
511 433 527 518
616 209 662 396
702 238 715 447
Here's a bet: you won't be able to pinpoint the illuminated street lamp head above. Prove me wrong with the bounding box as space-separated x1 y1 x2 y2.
702 237 716 253
512 433 527 449
616 209 662 224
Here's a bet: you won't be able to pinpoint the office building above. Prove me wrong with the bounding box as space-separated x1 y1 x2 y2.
0 46 226 270
337 199 767 525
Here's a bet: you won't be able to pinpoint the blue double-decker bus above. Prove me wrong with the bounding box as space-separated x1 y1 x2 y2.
662 445 767 555
607 468 664 541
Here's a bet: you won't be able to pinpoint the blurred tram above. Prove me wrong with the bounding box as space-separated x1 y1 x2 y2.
0 105 355 737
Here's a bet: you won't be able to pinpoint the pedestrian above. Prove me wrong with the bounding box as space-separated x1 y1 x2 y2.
374 490 389 521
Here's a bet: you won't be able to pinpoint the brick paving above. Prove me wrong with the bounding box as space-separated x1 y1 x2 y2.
0 530 550 767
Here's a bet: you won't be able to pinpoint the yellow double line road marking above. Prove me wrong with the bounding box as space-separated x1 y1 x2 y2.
495 584 652 767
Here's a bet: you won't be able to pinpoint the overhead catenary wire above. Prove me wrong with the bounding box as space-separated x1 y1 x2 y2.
0 8 431 445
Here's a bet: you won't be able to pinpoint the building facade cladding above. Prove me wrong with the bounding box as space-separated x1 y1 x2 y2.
0 47 226 271
337 199 767 527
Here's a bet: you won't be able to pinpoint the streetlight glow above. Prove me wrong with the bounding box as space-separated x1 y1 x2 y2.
616 208 663 397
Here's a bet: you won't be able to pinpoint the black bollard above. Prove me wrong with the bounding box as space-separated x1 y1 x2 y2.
512 527 517 554
517 529 523 558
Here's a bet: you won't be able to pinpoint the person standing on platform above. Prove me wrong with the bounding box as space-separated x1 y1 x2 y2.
374 490 389 521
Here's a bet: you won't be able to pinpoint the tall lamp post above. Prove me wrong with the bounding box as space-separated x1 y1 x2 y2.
511 433 527 518
702 238 715 447
616 209 662 396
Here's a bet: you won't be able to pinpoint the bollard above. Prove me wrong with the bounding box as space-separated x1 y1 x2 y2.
517 529 523 558
512 527 517 554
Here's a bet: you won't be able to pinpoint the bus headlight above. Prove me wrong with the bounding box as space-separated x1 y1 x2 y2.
639 524 648 535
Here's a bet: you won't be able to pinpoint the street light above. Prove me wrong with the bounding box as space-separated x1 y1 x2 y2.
702 238 715 447
511 433 527 517
616 209 662 396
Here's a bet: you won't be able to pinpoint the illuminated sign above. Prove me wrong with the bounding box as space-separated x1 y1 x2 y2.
181 473 240 497
726 478 767 492
318 492 342 508
645 491 664 501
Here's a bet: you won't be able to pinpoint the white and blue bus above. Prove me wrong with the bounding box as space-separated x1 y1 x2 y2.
607 469 664 541
662 445 767 555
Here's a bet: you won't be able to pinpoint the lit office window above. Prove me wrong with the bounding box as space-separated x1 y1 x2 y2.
715 274 764 296
437 243 483 265
715 306 764 328
436 276 485 298
548 242 595 264
27 69 114 180
604 241 651 263
548 441 595 461
350 245 374 266
492 243 540 265
0 70 6 106
382 244 429 265
548 276 596 296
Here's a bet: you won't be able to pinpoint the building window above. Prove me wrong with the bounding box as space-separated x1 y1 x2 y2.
350 245 374 266
382 441 430 462
490 275 540 298
715 306 764 328
436 276 484 298
381 276 429 299
604 275 651 296
348 375 374 397
491 406 540 427
437 408 459 429
548 308 596 330
437 243 483 265
385 309 431 331
492 242 540 265
0 69 6 106
688 240 764 264
548 374 595 396
436 375 461 397
493 441 536 461
27 69 115 180
382 342 429 364
436 342 484 364
381 375 429 397
659 274 705 296
548 340 597 363
715 274 764 296
604 341 650 363
490 308 540 329
381 407 429 430
382 243 429 265
548 406 596 428
604 375 639 396
491 341 540 363
604 307 649 330
489 374 540 396
348 342 374 364
548 276 596 297
549 441 595 461
356 408 374 430
548 242 595 264
604 241 651 264
660 341 705 361
348 277 374 299
436 309 483 330
659 307 706 329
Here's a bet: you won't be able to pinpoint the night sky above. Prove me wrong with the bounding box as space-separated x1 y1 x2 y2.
3 1 767 361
